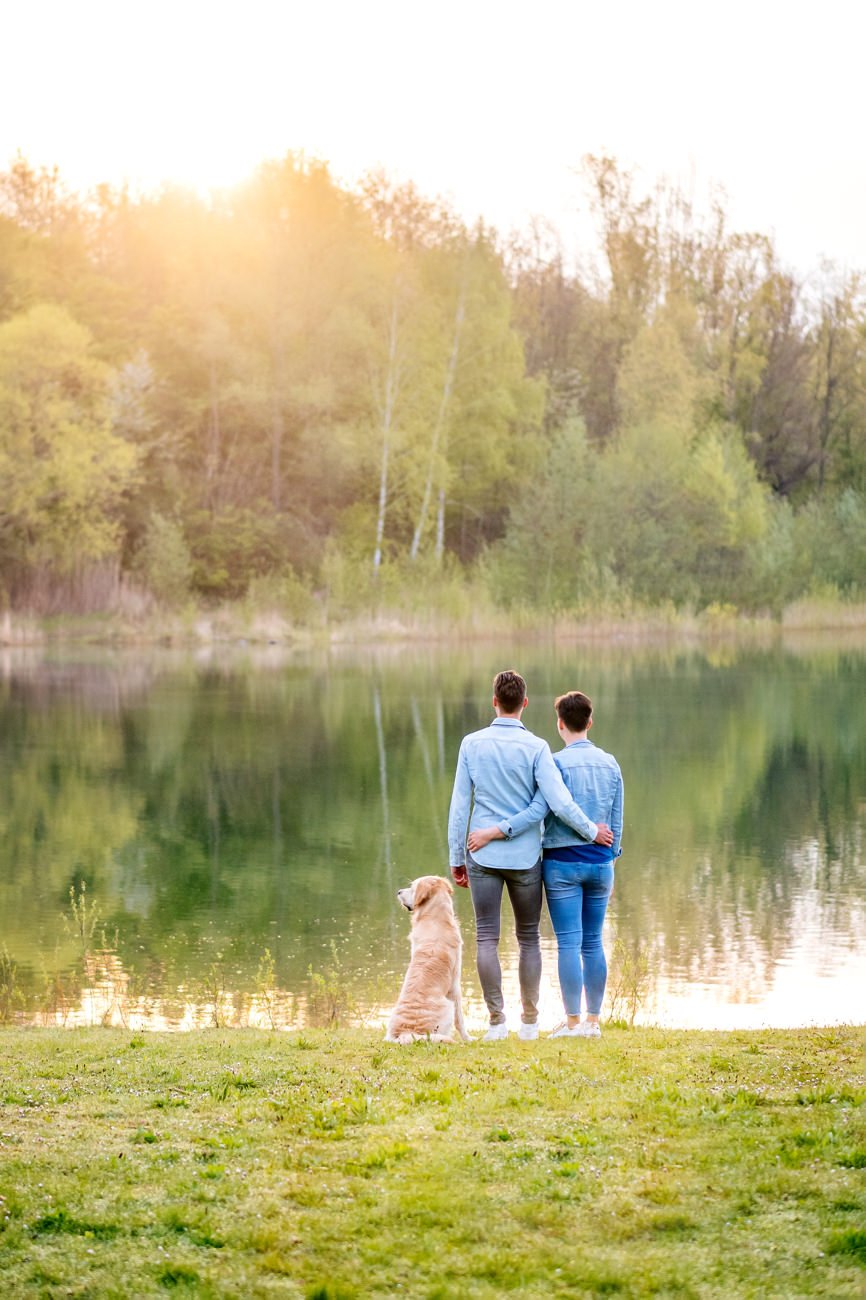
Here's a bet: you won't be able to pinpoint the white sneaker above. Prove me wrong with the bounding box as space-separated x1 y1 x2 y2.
518 1021 539 1041
577 1021 601 1038
548 1022 582 1038
481 1022 509 1042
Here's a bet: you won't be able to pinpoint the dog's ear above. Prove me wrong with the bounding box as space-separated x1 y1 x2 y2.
413 875 454 907
412 876 435 908
422 876 454 905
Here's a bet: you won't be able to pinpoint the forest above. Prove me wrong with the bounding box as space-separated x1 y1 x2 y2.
1 151 865 622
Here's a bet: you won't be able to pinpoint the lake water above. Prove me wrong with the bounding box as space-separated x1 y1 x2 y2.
1 636 864 1033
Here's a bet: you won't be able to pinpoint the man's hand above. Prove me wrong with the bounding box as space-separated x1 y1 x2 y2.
451 865 469 889
467 826 504 853
594 822 614 847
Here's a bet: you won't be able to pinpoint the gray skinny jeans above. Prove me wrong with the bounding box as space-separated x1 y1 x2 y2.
467 853 543 1025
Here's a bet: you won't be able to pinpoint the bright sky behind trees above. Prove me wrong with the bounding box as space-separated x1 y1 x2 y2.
4 0 865 275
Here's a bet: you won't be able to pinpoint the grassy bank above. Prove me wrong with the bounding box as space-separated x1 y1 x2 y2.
4 593 866 651
0 1027 863 1298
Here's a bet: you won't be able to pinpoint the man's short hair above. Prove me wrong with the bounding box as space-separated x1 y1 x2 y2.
555 690 593 733
493 669 526 713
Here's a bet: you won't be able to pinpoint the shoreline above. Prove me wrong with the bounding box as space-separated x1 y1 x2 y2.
3 1020 864 1036
3 595 866 652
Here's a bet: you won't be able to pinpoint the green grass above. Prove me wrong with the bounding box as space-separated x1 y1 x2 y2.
0 1027 863 1298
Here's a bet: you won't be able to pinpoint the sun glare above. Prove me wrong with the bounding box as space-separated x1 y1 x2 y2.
4 2 866 267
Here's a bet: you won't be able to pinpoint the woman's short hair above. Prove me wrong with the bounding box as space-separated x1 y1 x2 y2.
554 690 592 732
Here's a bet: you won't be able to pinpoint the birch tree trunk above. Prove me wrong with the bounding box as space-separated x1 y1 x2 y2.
817 321 835 493
409 283 465 561
373 296 401 574
434 485 446 562
271 395 284 511
270 310 286 512
207 361 220 510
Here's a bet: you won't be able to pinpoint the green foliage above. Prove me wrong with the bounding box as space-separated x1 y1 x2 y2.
307 941 360 1028
494 411 778 612
185 505 292 601
132 512 192 606
486 417 601 608
0 947 22 1023
740 495 805 614
605 938 650 1026
795 488 866 595
244 568 316 624
254 948 278 1030
322 540 495 625
2 153 866 618
0 303 138 587
826 1230 866 1264
62 880 101 953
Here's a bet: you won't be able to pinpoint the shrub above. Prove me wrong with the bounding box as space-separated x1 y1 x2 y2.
185 506 293 601
132 513 192 606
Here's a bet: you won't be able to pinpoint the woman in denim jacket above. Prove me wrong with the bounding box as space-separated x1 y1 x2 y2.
468 690 623 1037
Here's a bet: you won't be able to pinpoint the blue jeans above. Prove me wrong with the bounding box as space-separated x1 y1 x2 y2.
543 857 614 1017
467 854 543 1025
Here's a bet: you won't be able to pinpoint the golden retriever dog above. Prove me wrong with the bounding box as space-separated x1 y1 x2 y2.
385 875 470 1044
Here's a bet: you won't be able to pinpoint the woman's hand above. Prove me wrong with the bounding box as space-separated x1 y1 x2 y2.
467 826 504 853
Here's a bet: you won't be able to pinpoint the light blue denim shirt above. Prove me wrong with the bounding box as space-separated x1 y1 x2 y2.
447 718 599 870
504 738 623 858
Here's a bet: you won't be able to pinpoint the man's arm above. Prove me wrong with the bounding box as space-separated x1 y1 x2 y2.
467 824 504 852
447 741 473 886
467 787 549 853
611 766 624 858
494 788 550 841
534 746 612 845
470 751 614 851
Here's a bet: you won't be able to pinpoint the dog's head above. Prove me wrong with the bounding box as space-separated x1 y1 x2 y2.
396 875 454 913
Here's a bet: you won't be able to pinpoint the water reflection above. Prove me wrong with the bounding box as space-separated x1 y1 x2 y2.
1 636 865 1031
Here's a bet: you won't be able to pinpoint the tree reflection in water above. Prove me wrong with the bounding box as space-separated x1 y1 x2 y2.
0 638 864 1029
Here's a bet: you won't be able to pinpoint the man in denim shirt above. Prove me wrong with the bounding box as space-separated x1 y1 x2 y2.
448 670 613 1042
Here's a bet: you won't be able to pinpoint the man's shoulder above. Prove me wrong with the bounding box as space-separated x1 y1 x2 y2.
558 742 621 771
462 724 548 753
508 726 549 755
460 725 496 752
462 724 493 744
586 744 622 773
518 725 543 741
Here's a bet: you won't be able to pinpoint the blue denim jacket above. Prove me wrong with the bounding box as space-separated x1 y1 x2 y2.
447 718 599 870
505 738 623 858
